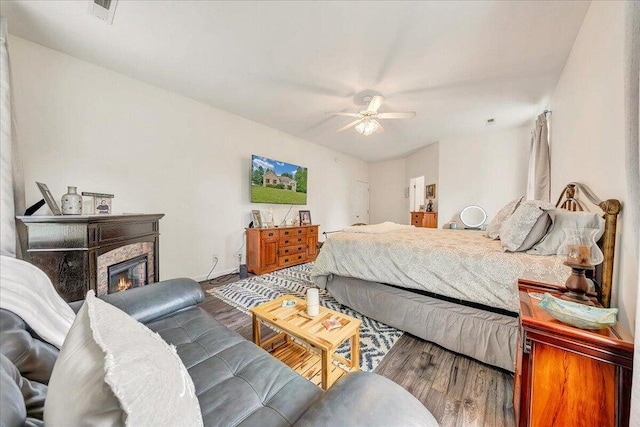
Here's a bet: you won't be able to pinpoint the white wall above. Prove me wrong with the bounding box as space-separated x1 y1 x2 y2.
9 36 368 280
368 158 407 224
406 143 439 213
438 125 530 228
548 1 638 332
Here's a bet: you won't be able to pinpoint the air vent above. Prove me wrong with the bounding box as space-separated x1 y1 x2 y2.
87 0 118 25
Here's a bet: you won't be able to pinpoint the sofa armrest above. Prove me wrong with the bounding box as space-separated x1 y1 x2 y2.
294 372 438 427
99 278 204 324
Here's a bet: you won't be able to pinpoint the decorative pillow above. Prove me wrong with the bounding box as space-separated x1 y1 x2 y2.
500 200 555 252
528 211 605 256
484 197 524 239
44 291 203 427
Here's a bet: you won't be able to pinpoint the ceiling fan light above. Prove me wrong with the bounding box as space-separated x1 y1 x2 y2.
355 119 379 136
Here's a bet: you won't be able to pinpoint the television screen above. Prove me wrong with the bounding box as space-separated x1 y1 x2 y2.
251 155 308 205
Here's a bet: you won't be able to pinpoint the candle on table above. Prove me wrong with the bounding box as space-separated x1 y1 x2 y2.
307 288 319 317
567 244 591 266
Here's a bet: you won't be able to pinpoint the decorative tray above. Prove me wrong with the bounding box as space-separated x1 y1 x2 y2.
538 293 618 330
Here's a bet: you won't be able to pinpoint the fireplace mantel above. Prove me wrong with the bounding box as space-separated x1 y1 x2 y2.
17 214 164 301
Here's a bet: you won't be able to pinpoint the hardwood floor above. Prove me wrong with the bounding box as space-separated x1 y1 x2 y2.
200 273 516 427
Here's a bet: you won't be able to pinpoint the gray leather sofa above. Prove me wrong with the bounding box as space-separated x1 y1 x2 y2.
0 277 438 426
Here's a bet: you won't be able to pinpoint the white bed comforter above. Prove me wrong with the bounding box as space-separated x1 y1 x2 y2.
311 228 571 313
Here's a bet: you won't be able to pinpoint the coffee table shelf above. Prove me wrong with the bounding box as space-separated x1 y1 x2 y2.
250 294 361 390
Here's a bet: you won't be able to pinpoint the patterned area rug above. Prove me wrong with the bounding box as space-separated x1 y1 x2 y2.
207 263 403 372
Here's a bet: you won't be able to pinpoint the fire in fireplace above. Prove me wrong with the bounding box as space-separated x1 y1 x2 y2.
108 255 148 294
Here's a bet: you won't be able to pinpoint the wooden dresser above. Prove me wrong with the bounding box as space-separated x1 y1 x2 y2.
410 211 437 228
246 225 319 275
515 279 633 427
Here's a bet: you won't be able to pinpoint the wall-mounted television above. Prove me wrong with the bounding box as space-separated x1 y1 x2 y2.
251 155 308 205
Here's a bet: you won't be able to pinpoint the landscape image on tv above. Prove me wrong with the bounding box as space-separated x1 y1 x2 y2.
251 155 307 205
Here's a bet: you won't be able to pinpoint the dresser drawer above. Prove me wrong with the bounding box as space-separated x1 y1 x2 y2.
280 235 306 246
260 229 278 240
279 244 306 256
278 252 306 267
279 228 306 239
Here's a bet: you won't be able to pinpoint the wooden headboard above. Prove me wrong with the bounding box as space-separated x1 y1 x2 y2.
555 183 622 308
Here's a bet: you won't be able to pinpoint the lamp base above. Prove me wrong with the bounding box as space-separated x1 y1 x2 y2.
563 262 596 306
561 291 595 306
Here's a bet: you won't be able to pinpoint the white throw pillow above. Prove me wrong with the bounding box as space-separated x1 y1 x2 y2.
500 200 555 252
484 197 524 239
45 291 203 427
528 210 605 256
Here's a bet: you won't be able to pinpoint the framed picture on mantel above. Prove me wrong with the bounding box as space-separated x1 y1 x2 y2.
36 182 62 215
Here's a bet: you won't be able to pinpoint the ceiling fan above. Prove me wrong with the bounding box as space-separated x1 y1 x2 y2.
328 95 416 136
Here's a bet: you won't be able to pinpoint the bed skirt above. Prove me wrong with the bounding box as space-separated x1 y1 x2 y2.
326 275 518 372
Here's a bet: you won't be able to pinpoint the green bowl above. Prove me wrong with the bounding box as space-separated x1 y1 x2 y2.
538 293 618 330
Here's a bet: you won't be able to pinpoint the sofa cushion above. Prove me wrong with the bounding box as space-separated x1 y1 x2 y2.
0 353 47 426
45 291 203 427
145 306 323 427
0 310 58 385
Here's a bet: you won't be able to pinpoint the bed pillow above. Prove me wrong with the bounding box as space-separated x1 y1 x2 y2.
500 200 554 252
45 291 203 427
527 211 605 256
484 197 524 239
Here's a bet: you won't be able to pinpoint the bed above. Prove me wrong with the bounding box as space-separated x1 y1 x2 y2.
310 183 621 372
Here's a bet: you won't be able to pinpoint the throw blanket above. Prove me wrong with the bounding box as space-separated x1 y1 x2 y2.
343 222 415 234
0 256 75 348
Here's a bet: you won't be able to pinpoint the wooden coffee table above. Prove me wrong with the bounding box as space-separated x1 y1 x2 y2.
250 294 361 390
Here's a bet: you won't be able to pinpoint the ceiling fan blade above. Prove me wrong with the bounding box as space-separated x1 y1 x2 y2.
367 95 384 113
337 119 362 132
374 120 385 133
377 112 416 119
327 112 362 117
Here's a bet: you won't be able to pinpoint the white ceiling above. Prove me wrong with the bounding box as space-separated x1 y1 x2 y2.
2 1 589 162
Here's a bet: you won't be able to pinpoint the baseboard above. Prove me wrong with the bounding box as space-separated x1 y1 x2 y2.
192 267 238 283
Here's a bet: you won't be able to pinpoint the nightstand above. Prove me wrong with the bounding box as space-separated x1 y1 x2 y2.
514 279 633 427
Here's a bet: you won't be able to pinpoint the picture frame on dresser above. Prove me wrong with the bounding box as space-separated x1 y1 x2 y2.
299 210 311 225
251 210 262 228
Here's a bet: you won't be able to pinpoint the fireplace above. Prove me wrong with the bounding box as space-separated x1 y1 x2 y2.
17 213 163 301
108 255 148 294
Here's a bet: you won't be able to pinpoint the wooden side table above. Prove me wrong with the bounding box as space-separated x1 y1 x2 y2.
515 279 634 427
250 295 361 390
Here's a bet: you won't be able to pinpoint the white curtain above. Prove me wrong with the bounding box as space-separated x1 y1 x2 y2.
628 0 640 423
526 113 551 202
0 17 24 257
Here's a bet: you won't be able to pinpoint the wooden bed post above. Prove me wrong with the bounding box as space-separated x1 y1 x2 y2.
598 199 621 308
556 183 621 308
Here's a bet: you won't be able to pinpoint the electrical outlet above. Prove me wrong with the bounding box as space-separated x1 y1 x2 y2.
237 253 242 264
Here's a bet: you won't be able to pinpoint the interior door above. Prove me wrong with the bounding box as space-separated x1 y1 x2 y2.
353 181 370 224
409 176 425 212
